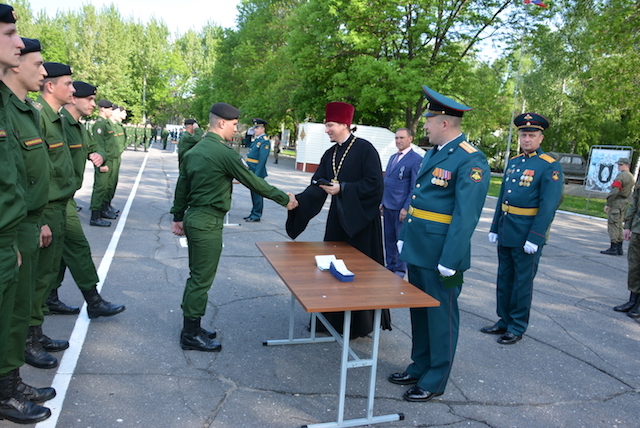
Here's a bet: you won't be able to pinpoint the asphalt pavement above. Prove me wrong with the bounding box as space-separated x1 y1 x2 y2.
4 140 639 428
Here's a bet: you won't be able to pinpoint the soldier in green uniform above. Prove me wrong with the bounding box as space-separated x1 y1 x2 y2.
483 113 564 344
54 81 126 320
389 85 490 402
27 62 77 369
150 125 157 146
177 119 203 165
89 99 116 226
601 157 634 256
244 118 271 222
0 16 53 424
170 103 298 352
161 126 169 150
143 123 151 151
104 105 125 217
613 179 640 315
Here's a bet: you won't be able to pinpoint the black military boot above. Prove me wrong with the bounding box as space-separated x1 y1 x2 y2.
617 242 624 255
0 372 51 424
627 297 640 319
46 289 80 315
100 202 117 219
24 326 58 369
36 325 69 353
90 210 111 227
600 242 619 255
108 202 120 215
13 369 56 403
81 286 126 319
180 317 222 352
613 292 639 312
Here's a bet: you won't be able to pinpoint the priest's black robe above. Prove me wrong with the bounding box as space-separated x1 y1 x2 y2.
286 136 392 337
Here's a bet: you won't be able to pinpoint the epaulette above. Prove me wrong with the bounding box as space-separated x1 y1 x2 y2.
539 153 556 163
32 102 42 111
510 153 524 160
459 141 477 154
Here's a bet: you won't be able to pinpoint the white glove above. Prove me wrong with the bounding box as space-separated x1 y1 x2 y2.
397 240 404 254
488 232 498 243
437 264 456 277
523 241 539 254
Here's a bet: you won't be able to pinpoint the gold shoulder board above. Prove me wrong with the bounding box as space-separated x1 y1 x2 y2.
539 153 556 163
459 141 477 154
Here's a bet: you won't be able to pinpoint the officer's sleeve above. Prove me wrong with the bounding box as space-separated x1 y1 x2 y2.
439 153 490 270
225 151 288 206
170 158 190 221
527 162 563 246
92 122 108 163
255 140 271 177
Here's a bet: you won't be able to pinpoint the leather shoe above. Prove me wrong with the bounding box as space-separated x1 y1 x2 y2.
480 324 506 335
497 332 522 345
403 386 443 402
46 294 80 315
388 372 418 385
245 217 260 222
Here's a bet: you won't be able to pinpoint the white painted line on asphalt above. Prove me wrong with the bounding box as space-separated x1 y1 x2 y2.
36 150 151 428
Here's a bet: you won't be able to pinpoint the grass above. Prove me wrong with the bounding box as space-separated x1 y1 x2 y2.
488 177 607 219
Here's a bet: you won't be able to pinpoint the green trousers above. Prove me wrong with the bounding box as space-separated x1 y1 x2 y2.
55 199 99 292
106 155 122 203
182 207 223 319
32 201 67 327
2 221 39 374
628 233 640 294
90 161 113 211
0 238 20 377
607 207 625 243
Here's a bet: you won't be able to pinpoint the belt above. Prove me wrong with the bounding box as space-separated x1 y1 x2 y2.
408 206 452 224
246 158 258 163
501 203 539 216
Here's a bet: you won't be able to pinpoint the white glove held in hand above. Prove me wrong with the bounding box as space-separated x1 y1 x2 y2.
488 232 498 243
437 264 456 277
397 240 404 254
523 241 538 254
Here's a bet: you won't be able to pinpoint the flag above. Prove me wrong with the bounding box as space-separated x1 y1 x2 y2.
524 0 547 7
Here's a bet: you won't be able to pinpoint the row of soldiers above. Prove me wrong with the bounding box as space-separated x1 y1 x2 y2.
0 5 125 424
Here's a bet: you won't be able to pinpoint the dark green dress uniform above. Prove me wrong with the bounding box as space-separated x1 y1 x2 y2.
177 126 203 165
106 120 125 205
490 145 563 337
90 116 115 211
170 132 290 320
32 95 75 327
0 82 50 374
0 88 28 378
245 133 271 221
399 134 490 394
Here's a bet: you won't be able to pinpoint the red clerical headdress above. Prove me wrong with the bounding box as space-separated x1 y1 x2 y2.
325 102 355 127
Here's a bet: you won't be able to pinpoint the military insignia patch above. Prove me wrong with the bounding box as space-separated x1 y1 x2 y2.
0 129 6 137
264 144 270 150
552 170 560 181
470 167 483 182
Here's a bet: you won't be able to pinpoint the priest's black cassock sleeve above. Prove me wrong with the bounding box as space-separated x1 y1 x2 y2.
286 136 391 337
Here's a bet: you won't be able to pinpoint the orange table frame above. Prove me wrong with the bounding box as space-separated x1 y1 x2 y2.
257 241 439 428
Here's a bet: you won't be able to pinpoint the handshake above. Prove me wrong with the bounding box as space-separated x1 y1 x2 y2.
286 193 299 210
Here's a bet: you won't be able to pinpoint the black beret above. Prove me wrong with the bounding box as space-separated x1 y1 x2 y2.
72 81 97 98
514 112 549 132
111 104 119 110
97 99 113 108
20 38 41 55
43 62 72 78
252 118 268 126
0 4 17 23
184 119 196 125
209 102 240 120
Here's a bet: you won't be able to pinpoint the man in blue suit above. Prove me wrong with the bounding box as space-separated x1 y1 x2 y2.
389 85 490 402
381 128 422 277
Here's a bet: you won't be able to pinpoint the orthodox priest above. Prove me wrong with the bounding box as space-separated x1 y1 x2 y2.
286 101 391 337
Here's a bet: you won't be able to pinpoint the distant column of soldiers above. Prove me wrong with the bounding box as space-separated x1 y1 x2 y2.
0 6 125 424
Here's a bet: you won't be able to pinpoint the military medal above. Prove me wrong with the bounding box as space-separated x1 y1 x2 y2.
431 168 451 187
520 169 534 186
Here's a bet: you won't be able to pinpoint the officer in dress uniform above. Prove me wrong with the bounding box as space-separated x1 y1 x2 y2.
482 112 563 344
389 85 490 402
244 118 271 222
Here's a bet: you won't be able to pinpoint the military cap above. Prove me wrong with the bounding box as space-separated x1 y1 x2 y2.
209 102 240 120
422 85 471 118
0 4 17 23
43 62 72 78
325 102 355 127
20 38 41 55
72 81 97 98
252 118 268 126
616 157 631 165
514 112 549 132
184 118 196 125
97 99 113 108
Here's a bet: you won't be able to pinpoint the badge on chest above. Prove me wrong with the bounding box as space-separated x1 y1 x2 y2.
520 169 535 187
431 167 451 188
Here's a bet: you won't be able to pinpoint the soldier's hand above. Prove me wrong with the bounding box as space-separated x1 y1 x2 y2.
604 205 610 214
100 165 109 173
623 229 632 241
89 152 104 167
172 221 185 236
523 240 538 254
320 183 340 195
488 232 498 243
286 193 299 210
437 264 456 277
399 208 408 222
40 224 53 248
